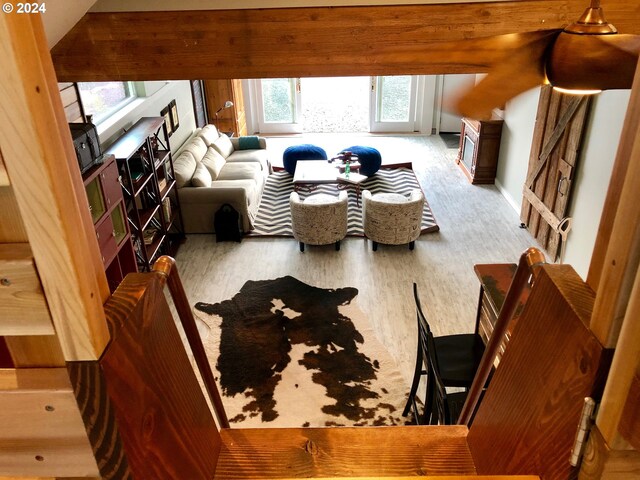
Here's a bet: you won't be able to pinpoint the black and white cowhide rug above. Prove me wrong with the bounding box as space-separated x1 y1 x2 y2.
194 276 409 428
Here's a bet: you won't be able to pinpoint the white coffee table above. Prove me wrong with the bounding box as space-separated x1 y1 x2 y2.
292 160 339 187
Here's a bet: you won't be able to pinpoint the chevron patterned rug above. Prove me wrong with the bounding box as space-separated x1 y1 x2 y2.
250 167 439 236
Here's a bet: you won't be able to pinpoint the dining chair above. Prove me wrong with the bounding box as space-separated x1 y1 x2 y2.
425 329 469 425
402 282 485 424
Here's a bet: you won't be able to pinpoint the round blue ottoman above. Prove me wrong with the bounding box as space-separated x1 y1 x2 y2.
343 146 382 176
283 144 328 174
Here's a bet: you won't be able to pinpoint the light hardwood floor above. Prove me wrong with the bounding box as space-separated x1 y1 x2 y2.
175 134 537 386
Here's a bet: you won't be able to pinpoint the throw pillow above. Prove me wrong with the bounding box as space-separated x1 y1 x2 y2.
201 147 227 180
238 136 261 150
181 136 208 162
212 133 235 158
173 151 197 188
198 125 220 147
191 161 212 187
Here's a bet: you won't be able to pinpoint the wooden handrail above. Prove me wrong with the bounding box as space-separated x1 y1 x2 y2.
457 247 546 426
153 256 230 429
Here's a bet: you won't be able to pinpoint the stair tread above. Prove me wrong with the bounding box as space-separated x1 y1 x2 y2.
214 425 478 479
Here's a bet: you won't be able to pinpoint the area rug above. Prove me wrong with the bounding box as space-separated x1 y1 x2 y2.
194 276 410 428
250 167 439 237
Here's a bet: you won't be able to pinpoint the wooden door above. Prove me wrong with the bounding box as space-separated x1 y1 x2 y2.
204 79 247 136
232 79 247 136
520 86 591 261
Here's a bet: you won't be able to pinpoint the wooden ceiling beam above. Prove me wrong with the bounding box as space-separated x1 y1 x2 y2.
51 1 640 82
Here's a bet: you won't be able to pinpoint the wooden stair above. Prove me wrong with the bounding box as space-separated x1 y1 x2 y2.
213 425 538 479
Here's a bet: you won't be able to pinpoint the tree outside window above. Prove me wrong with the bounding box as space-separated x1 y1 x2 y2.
78 82 137 124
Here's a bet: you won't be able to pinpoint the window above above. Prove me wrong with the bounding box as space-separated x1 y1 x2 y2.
78 82 137 125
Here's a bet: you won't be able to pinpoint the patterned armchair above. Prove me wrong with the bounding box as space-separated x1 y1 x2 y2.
289 191 348 252
362 189 424 251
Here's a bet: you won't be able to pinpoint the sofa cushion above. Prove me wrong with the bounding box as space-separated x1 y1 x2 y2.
198 125 220 147
212 133 235 158
227 148 269 168
217 162 262 184
201 147 227 180
191 161 212 187
173 151 197 188
181 136 208 162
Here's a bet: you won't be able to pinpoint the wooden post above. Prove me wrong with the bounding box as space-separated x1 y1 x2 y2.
0 13 110 360
587 57 640 347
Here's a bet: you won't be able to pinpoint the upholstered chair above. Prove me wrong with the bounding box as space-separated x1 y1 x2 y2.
289 191 348 252
362 189 424 251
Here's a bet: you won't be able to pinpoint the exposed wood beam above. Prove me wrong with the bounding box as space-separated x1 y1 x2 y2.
52 1 640 82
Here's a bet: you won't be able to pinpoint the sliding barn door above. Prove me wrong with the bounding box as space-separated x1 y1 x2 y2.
520 86 591 261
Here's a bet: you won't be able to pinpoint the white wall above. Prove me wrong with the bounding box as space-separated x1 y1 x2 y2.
495 87 630 280
438 74 477 132
41 0 96 47
495 87 541 212
563 90 630 278
98 81 196 154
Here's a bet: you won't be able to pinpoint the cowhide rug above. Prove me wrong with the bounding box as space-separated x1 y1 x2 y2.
194 276 409 428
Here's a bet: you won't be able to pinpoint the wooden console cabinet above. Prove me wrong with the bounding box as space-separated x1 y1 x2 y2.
83 154 137 292
456 117 503 184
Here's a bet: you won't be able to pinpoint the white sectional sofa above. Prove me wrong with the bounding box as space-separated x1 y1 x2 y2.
173 125 271 233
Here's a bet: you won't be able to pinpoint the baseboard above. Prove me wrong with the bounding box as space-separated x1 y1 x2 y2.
495 178 521 214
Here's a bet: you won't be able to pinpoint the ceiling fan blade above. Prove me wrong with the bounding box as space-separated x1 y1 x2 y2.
451 31 559 120
547 33 640 91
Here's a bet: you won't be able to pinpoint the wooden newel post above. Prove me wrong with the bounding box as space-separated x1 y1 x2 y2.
153 256 230 429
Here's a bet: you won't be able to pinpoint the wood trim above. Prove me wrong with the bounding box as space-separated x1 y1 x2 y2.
520 87 590 260
619 367 640 451
0 186 28 243
524 96 584 188
468 265 607 480
595 260 640 448
0 368 100 477
0 243 54 336
215 426 475 478
587 60 640 292
0 14 110 360
51 2 640 82
589 61 640 348
522 186 562 232
579 425 640 480
4 335 66 367
101 272 220 479
67 361 133 479
0 150 8 186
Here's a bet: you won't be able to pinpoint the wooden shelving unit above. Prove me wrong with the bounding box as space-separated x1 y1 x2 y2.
105 117 184 272
82 154 137 292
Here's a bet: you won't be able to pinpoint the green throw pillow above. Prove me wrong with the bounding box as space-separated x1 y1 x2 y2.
238 136 261 150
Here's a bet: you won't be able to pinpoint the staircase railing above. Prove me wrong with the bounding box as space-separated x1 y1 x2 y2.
153 256 230 429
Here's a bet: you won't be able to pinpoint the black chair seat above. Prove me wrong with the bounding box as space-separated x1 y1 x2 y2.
435 334 485 388
403 283 486 425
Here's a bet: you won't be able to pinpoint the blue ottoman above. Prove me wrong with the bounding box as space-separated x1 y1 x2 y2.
283 144 328 174
343 146 382 176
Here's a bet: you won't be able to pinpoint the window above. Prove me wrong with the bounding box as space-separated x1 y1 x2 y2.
78 82 137 124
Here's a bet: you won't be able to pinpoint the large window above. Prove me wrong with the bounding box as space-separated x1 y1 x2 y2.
78 82 137 124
